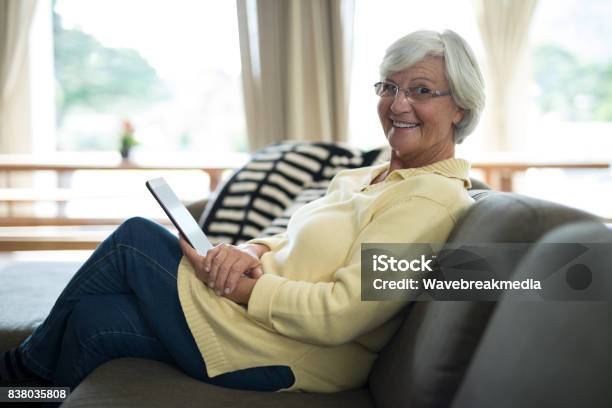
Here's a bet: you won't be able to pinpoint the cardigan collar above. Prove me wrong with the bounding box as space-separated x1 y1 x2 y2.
365 158 472 189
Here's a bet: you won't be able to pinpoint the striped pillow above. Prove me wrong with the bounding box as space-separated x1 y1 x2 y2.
199 142 383 245
257 179 330 237
259 146 389 237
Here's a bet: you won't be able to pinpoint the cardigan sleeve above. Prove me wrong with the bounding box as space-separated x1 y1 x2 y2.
244 232 288 252
246 196 456 347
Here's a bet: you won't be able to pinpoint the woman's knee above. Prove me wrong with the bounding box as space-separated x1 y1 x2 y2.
115 217 162 242
113 217 178 252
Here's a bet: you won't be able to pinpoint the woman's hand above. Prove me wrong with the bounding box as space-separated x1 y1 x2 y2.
179 236 266 296
223 276 259 305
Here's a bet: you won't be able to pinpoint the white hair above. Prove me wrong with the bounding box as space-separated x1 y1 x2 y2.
379 30 485 144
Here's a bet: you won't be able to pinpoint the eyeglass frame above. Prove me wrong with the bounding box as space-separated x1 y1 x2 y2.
373 81 452 103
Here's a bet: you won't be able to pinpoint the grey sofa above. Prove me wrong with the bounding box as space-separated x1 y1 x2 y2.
1 184 611 407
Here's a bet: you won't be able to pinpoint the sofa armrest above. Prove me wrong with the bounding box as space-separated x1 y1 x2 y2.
469 178 490 190
186 198 209 222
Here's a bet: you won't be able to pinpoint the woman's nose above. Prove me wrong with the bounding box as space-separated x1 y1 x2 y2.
390 92 414 114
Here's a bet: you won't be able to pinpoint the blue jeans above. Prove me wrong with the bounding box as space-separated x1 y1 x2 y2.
19 217 294 391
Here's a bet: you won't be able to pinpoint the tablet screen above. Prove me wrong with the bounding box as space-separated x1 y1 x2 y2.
146 178 214 255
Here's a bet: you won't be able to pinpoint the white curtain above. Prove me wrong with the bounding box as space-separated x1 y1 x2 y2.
0 0 37 153
474 0 538 151
237 0 354 151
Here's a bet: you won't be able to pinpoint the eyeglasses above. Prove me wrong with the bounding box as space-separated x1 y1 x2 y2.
374 81 451 103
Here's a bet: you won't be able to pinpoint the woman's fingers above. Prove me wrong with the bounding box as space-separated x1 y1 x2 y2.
209 245 261 295
224 261 256 293
247 266 264 279
179 235 208 282
218 257 256 294
214 257 241 295
179 235 206 270
203 243 221 273
207 244 229 288
181 239 262 297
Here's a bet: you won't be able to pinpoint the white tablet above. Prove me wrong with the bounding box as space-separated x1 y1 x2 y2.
146 177 213 255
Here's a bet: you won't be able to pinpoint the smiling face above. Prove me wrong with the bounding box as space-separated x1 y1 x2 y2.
377 57 464 168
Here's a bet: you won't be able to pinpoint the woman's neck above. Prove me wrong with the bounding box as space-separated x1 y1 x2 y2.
387 145 455 174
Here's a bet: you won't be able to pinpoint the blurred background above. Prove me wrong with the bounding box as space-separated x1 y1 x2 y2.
0 0 611 252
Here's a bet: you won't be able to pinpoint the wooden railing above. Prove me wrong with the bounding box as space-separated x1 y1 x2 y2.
471 159 610 192
0 151 248 222
0 151 609 250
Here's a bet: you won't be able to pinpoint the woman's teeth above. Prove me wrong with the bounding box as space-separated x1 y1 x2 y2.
393 121 419 128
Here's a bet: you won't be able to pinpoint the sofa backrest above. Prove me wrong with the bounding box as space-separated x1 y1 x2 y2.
368 191 599 408
451 221 612 408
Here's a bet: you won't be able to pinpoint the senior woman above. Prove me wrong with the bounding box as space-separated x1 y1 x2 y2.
0 29 484 393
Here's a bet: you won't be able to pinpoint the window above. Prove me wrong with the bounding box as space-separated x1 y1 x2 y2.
527 0 612 156
21 0 248 221
53 0 247 155
521 0 612 219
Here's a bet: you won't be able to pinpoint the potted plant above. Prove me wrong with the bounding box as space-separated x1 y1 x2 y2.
119 119 138 159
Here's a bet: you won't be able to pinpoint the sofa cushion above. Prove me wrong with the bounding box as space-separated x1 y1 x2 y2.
368 191 599 408
452 221 612 408
63 358 374 408
0 260 79 352
198 142 383 245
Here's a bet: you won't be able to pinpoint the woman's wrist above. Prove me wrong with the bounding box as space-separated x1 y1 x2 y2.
242 243 270 259
228 277 258 305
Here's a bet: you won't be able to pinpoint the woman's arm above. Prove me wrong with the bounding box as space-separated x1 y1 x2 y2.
245 197 457 346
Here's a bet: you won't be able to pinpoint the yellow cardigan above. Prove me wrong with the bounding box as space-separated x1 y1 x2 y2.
177 158 474 392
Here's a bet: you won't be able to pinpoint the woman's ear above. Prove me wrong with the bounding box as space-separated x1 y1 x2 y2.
453 108 465 126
